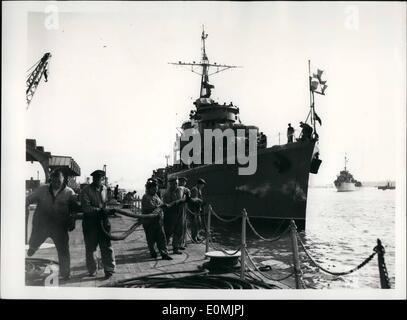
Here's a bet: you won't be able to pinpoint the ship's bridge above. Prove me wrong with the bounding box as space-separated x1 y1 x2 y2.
193 99 240 125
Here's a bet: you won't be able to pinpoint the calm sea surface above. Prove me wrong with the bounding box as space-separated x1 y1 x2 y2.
211 187 396 289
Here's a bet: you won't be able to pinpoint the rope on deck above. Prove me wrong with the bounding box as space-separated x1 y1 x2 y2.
109 269 278 289
98 209 158 241
99 220 142 241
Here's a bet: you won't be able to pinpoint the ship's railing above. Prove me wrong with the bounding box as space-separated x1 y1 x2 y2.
265 129 306 146
195 205 391 289
121 196 142 210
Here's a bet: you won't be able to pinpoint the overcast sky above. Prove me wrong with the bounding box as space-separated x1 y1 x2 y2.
23 1 406 191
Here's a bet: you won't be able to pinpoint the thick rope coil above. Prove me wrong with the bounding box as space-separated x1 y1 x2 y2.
297 234 377 276
115 208 158 219
98 209 157 241
209 206 242 223
99 220 142 241
244 247 295 282
246 216 290 243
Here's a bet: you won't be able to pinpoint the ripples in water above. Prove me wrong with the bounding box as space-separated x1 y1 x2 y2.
210 187 395 289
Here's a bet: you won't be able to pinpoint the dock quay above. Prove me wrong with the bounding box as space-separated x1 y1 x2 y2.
26 206 297 289
26 204 392 290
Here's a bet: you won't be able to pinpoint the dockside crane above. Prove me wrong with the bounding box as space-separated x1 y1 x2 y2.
26 52 52 108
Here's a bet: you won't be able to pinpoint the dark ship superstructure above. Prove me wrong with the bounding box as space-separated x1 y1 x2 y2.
152 28 326 230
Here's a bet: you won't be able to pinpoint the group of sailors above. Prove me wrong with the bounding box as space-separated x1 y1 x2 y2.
26 169 207 281
141 176 206 260
287 121 314 143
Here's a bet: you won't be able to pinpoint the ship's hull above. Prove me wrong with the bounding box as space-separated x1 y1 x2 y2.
378 186 395 190
335 182 356 192
168 140 317 230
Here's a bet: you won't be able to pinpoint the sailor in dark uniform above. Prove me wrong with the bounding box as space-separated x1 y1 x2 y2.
162 177 186 254
26 168 78 280
188 178 206 243
299 122 313 141
178 177 190 250
287 123 295 143
141 179 172 260
80 170 116 278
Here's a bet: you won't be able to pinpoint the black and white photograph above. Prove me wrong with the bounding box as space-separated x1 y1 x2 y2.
1 1 406 300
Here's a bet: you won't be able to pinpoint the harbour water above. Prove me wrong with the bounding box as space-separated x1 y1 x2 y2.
211 186 396 289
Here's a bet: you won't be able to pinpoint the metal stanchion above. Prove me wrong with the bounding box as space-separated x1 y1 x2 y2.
376 238 391 289
25 205 30 244
205 205 212 254
240 209 247 280
290 220 302 289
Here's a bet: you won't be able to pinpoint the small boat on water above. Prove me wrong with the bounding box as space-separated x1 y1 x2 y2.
333 154 362 192
378 182 395 190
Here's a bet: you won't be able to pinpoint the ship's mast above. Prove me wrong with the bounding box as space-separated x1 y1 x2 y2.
306 60 327 139
169 26 241 99
200 26 211 98
307 60 317 135
344 153 348 171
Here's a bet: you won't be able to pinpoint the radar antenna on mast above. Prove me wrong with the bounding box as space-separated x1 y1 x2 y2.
26 52 52 108
168 26 241 99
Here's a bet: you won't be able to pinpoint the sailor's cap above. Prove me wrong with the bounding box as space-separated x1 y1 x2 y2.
178 177 188 182
90 170 105 177
197 178 207 185
146 179 158 188
50 168 65 177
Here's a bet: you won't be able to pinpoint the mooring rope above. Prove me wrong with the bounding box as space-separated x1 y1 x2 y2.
296 234 377 276
110 272 276 289
99 220 142 241
98 209 158 241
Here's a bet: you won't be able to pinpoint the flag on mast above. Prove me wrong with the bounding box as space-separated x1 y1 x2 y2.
309 62 327 127
310 67 328 95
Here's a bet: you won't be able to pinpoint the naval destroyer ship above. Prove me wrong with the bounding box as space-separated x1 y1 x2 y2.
334 154 361 192
152 28 325 230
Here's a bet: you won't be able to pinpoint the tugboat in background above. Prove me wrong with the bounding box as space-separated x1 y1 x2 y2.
378 182 396 190
333 154 362 192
